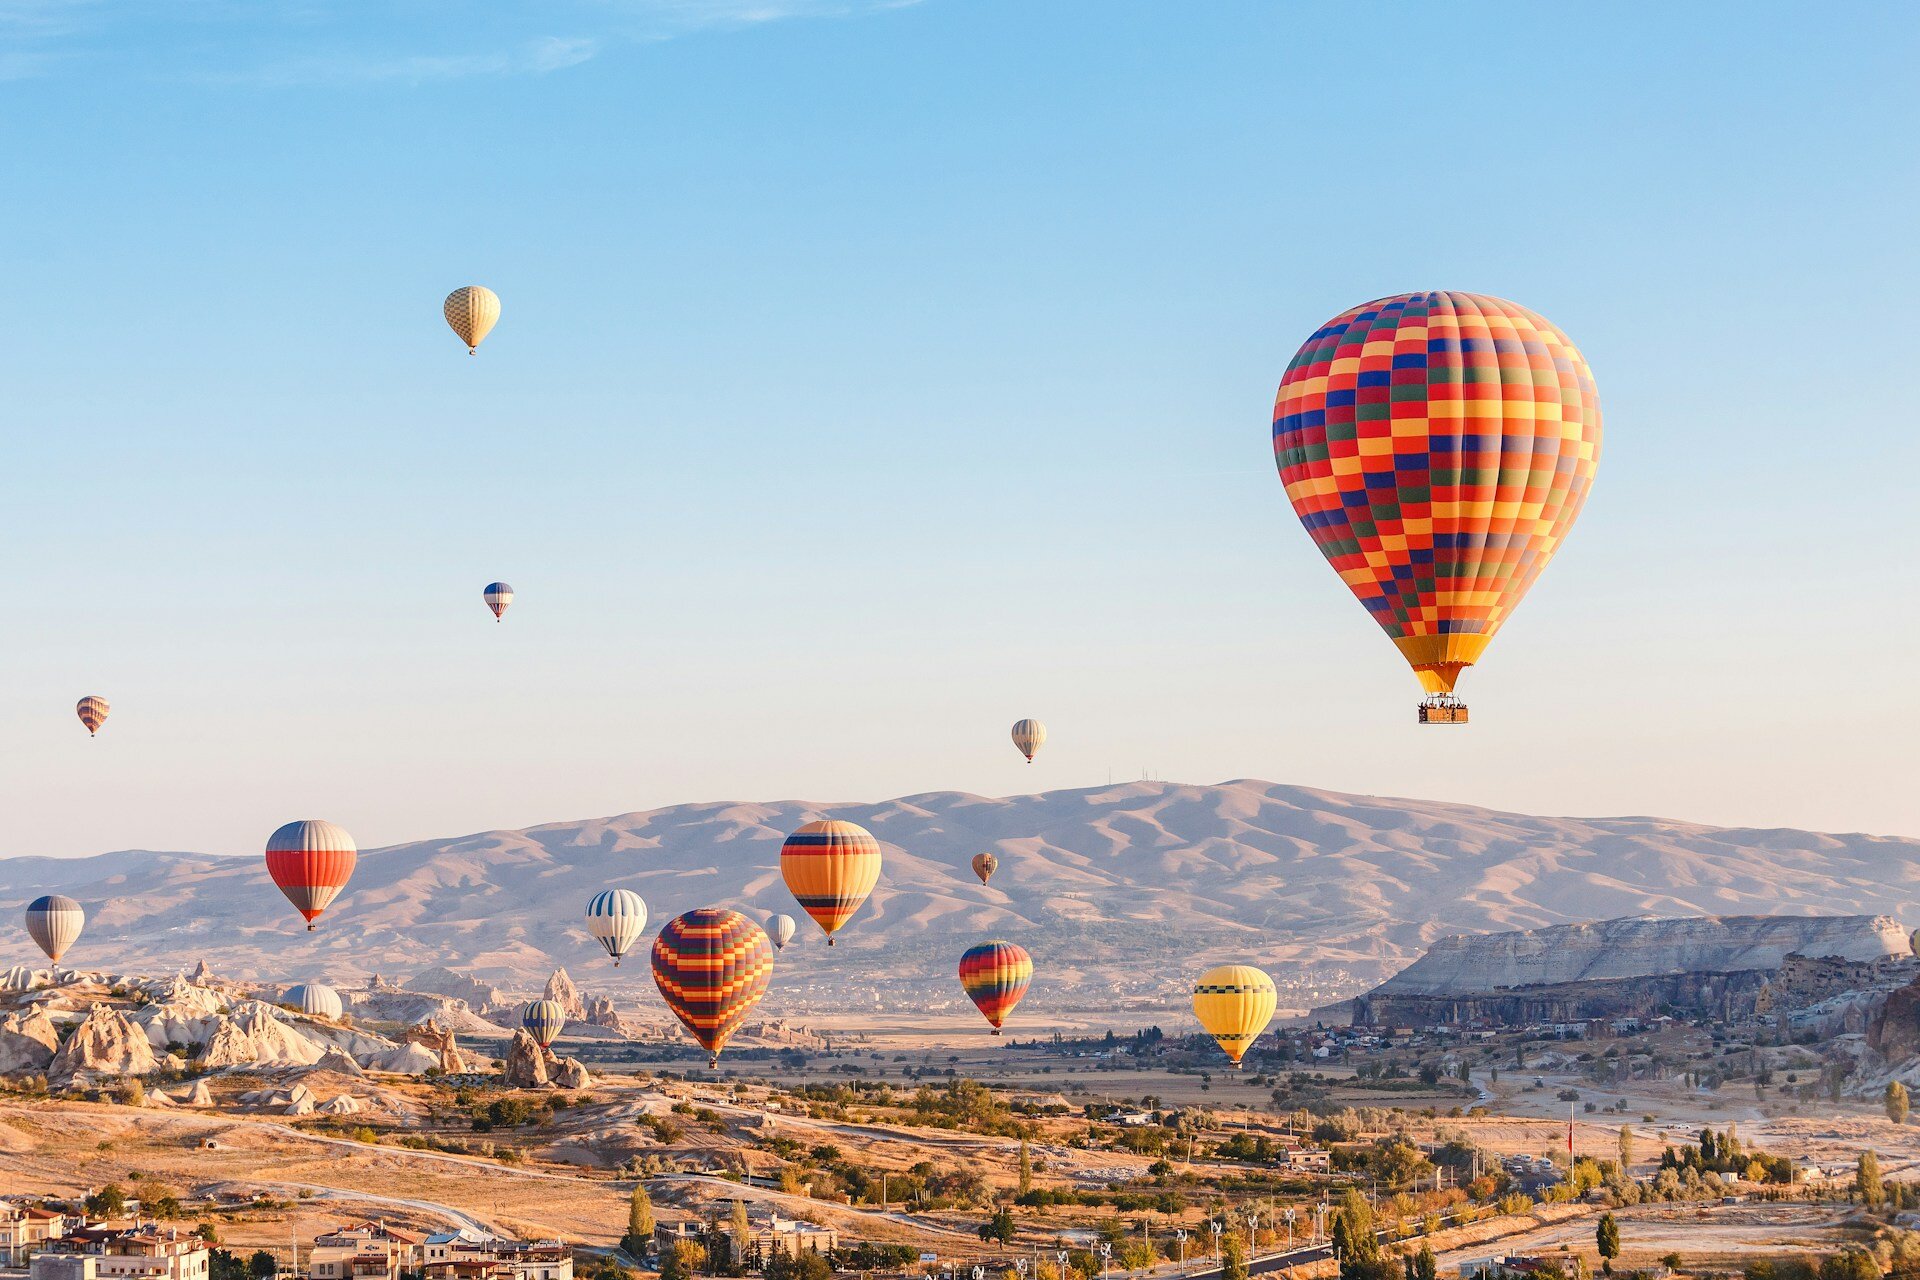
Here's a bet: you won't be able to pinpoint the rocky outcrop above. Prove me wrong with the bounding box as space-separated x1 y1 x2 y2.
50 1004 158 1081
3 965 49 992
178 1079 214 1106
552 1056 591 1089
0 1006 59 1074
407 966 507 1011
584 995 622 1031
1869 978 1920 1063
189 960 215 984
404 1018 467 1072
320 1093 364 1114
543 969 585 1020
198 1005 328 1069
501 1029 550 1088
1374 915 1911 997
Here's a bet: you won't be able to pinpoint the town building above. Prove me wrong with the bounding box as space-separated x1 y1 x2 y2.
0 1203 70 1267
719 1214 837 1263
32 1227 209 1280
420 1233 569 1280
308 1225 427 1280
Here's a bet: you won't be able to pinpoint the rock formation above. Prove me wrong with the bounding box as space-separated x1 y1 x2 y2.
198 1005 328 1069
584 995 623 1031
179 1079 214 1106
0 1006 59 1074
1870 978 1920 1063
50 1004 158 1081
552 1056 591 1089
501 1029 550 1088
320 1093 364 1114
404 1018 468 1072
543 969 585 1020
407 966 507 1011
189 959 215 984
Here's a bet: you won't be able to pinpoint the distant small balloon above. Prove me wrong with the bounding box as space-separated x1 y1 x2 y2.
585 888 648 967
767 913 796 952
444 286 501 354
522 998 566 1049
484 582 514 621
25 895 84 964
1011 718 1046 763
76 697 109 737
971 852 999 886
285 983 343 1021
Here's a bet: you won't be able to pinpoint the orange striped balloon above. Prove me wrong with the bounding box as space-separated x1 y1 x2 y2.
650 908 774 1066
76 696 109 737
959 940 1032 1034
779 819 882 946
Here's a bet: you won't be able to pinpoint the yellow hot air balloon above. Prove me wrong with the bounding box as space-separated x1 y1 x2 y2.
444 286 501 354
1192 964 1275 1069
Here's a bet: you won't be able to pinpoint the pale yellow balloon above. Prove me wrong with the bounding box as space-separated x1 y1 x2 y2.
1192 964 1276 1068
444 286 501 354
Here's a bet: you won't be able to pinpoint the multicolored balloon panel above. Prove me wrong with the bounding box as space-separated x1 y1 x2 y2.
1192 964 1276 1067
264 819 358 931
1272 292 1601 695
958 939 1032 1033
25 894 84 964
76 697 109 737
779 819 882 945
651 908 774 1065
522 998 566 1048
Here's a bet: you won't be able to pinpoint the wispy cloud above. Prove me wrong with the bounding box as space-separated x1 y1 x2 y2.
224 34 602 87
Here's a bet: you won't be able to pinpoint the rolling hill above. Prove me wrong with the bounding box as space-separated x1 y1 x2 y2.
4 780 1918 1017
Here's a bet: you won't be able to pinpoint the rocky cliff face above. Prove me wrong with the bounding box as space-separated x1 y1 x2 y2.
50 1004 158 1081
407 966 508 1012
0 1006 58 1074
1373 915 1911 997
543 969 585 1020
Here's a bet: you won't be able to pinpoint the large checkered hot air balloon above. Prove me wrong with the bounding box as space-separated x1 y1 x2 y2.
958 940 1032 1035
1272 292 1602 724
264 820 357 931
779 819 882 946
651 908 774 1066
24 895 84 964
444 286 500 354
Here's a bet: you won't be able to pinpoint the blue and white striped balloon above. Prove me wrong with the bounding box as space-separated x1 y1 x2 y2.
483 581 514 620
585 888 648 966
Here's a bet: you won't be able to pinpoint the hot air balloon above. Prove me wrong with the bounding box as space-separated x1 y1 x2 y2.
1011 718 1046 763
1911 928 1920 959
444 286 501 354
780 819 882 946
484 582 514 620
522 998 566 1049
285 983 343 1021
264 820 357 931
24 895 83 964
1272 292 1602 725
585 889 648 967
970 852 999 886
76 697 109 737
958 940 1032 1035
651 908 774 1067
767 913 796 952
1192 964 1276 1069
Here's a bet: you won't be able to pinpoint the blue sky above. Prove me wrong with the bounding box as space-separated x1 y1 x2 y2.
5 1 1918 856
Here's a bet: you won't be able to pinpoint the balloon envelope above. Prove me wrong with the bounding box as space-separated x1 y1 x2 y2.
780 820 882 945
264 820 357 931
484 582 514 620
585 888 648 966
76 697 109 737
25 894 84 964
971 852 999 886
286 983 343 1021
444 286 501 353
767 913 796 952
1192 964 1276 1067
1272 292 1601 698
522 998 566 1048
1011 719 1045 763
959 940 1032 1033
651 908 774 1065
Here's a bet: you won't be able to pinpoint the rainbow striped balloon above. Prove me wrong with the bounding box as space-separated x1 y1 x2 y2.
779 819 882 946
958 939 1032 1034
650 908 774 1066
521 998 566 1049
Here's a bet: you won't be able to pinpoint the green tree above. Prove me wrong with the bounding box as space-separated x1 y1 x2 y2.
728 1201 751 1272
1332 1190 1395 1280
1886 1082 1909 1126
1617 1126 1634 1171
1858 1150 1885 1210
1596 1213 1620 1275
1661 1255 1683 1274
1019 1139 1033 1195
1817 1252 1880 1280
1404 1246 1437 1280
209 1252 247 1280
660 1241 704 1280
1221 1231 1248 1280
248 1251 277 1280
980 1208 1016 1245
622 1186 656 1259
